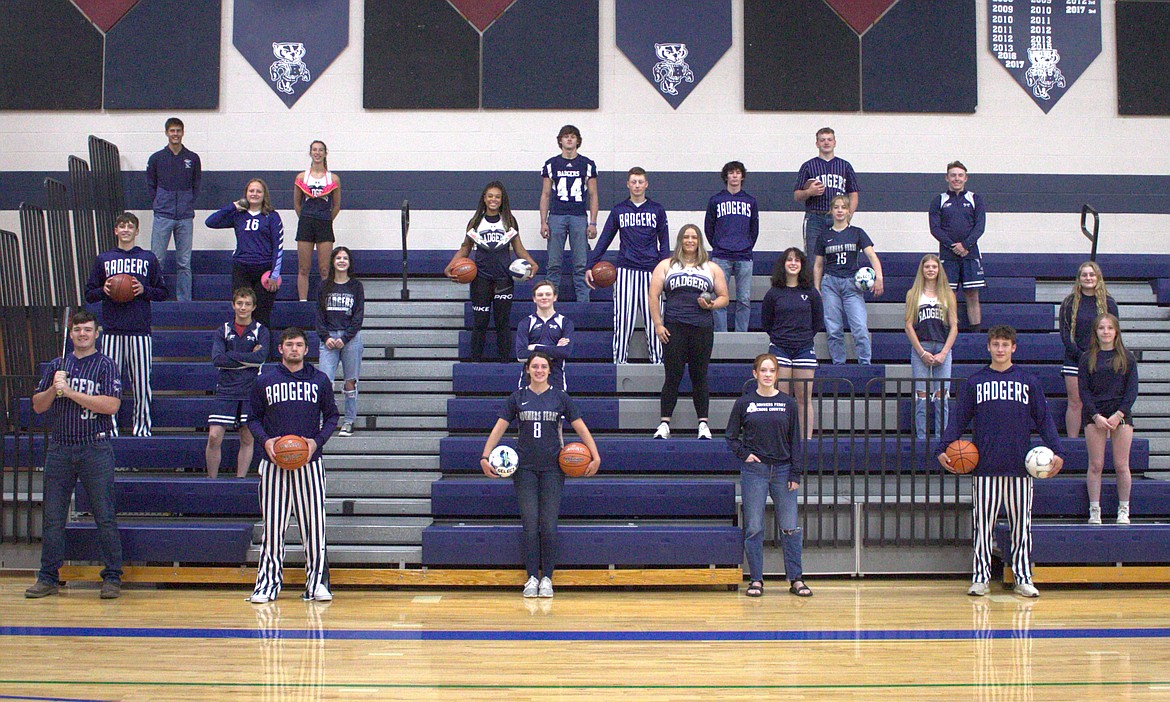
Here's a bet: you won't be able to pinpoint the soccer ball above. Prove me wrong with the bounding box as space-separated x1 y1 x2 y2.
1025 446 1055 479
488 445 519 477
508 259 533 280
854 267 876 292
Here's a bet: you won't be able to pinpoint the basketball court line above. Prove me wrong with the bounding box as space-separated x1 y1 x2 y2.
0 694 111 702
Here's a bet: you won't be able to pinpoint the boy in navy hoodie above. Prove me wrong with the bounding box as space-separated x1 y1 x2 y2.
938 325 1065 598
205 287 269 478
147 117 200 302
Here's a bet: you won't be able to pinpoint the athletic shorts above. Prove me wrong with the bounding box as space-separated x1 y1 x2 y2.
1082 402 1134 430
943 256 985 290
296 217 335 244
770 344 817 369
208 397 250 428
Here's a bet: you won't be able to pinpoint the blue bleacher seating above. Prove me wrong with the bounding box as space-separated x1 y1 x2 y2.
1031 478 1170 518
995 523 1170 564
65 521 255 564
76 476 260 517
430 478 737 518
3 436 246 470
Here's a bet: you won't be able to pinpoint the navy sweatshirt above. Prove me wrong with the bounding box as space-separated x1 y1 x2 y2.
1059 293 1119 362
928 190 985 260
205 204 284 274
212 319 269 399
316 279 365 344
761 285 824 350
85 246 168 334
936 364 1065 477
1078 349 1139 420
590 198 669 272
726 389 803 481
146 145 201 220
248 362 339 462
704 189 759 261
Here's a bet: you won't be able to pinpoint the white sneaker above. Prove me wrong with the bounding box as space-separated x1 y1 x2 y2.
305 584 332 602
538 577 554 598
967 582 990 596
653 422 670 439
1088 505 1102 525
697 421 712 440
338 422 353 438
522 576 539 598
1117 505 1130 525
248 592 271 604
1013 582 1040 598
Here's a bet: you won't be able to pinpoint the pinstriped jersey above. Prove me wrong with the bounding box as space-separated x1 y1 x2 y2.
795 157 858 213
37 352 121 445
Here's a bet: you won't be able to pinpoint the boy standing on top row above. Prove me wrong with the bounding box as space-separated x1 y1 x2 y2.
540 125 599 303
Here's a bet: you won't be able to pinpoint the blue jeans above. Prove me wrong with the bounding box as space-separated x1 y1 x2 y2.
513 468 565 578
910 339 952 439
802 211 830 258
740 461 802 583
151 216 193 301
317 331 363 424
821 274 870 364
712 257 753 332
545 214 590 302
39 441 122 585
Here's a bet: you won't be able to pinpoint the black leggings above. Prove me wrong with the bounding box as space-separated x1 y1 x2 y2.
469 276 513 361
232 262 277 328
660 321 713 418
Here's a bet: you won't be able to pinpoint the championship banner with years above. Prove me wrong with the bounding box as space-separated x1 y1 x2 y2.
988 0 1100 113
234 0 349 107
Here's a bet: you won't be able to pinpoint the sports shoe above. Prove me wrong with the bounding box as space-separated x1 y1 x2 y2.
1088 505 1102 525
697 421 712 440
1117 505 1130 525
304 584 333 602
338 422 353 438
248 592 272 604
522 576 539 598
1013 582 1040 598
653 422 670 439
100 580 121 599
538 577 554 598
24 581 59 598
967 581 990 596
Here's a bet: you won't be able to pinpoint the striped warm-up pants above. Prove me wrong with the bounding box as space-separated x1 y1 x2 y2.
613 267 662 364
971 475 1034 585
100 333 152 437
252 458 329 600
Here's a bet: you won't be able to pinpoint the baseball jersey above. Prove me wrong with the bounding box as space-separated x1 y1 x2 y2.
590 198 670 272
84 246 169 334
761 285 824 350
316 279 365 343
205 204 284 274
498 386 582 472
542 154 597 217
212 319 269 399
248 362 339 462
815 226 874 278
725 389 803 480
704 189 760 261
37 352 121 445
467 214 517 281
795 157 858 213
929 190 986 260
913 293 950 344
662 263 715 327
295 170 339 221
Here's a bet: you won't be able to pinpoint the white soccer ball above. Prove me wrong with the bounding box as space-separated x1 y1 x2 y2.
508 259 533 280
854 267 876 292
1025 446 1055 479
489 445 519 477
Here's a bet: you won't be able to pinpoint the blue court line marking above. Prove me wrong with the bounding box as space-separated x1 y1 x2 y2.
3 625 1170 642
0 695 110 702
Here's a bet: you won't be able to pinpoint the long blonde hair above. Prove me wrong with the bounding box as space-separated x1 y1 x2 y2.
904 253 956 327
669 223 708 268
1064 261 1112 342
1087 313 1130 375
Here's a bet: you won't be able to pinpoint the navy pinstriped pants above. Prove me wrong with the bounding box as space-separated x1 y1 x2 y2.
971 475 1034 586
612 267 662 364
253 458 329 600
100 333 152 437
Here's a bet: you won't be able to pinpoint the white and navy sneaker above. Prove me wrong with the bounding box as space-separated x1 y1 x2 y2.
522 576 539 598
248 592 272 604
338 422 353 438
538 577 554 598
697 421 712 440
653 422 671 439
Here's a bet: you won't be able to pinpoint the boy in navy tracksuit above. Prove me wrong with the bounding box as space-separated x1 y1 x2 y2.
247 327 339 604
147 117 201 302
705 161 759 332
586 167 670 364
929 160 986 330
205 287 270 478
938 326 1065 598
85 212 168 437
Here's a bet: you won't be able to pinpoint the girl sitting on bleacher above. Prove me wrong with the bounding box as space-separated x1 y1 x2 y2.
514 280 574 391
903 254 958 440
1060 261 1118 438
1079 313 1138 525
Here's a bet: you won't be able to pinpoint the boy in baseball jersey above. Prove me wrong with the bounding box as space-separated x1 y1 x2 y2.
793 127 859 256
540 125 599 302
929 160 986 331
205 287 269 478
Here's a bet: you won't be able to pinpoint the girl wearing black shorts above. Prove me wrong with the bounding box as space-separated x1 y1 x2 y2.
1079 313 1138 525
761 247 823 439
293 140 341 301
1059 261 1118 437
205 178 283 328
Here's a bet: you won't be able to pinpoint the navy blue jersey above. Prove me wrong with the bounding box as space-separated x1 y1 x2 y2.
1059 293 1119 362
85 246 168 334
316 279 365 343
913 294 950 344
761 285 824 350
590 199 670 272
725 389 802 481
703 189 759 261
929 190 986 260
212 319 269 399
794 157 858 213
937 364 1065 477
248 362 339 462
37 352 121 445
498 386 582 472
1078 350 1139 419
542 154 597 217
662 263 715 327
205 205 284 274
146 145 200 219
295 170 338 221
514 312 574 362
815 226 874 278
467 214 517 281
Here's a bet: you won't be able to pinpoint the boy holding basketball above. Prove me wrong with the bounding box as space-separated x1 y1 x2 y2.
205 287 269 478
85 212 168 437
247 327 338 604
937 325 1065 598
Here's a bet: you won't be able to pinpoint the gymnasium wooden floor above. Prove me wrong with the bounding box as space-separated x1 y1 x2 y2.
2 575 1169 701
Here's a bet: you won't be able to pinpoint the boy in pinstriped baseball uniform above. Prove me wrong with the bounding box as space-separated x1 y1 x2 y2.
793 127 859 256
85 212 168 437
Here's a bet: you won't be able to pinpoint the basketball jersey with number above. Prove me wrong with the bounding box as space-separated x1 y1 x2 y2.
542 154 597 217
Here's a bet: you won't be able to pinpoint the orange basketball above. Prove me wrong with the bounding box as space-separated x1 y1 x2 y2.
559 442 593 477
106 273 136 303
945 439 979 474
449 257 477 284
590 261 617 288
272 435 310 470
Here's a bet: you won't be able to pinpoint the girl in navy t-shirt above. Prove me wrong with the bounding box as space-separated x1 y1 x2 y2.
813 195 884 365
1079 313 1138 525
761 247 823 439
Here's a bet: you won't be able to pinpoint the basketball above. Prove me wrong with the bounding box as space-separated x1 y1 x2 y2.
559 442 593 477
944 439 979 474
106 273 136 303
450 257 477 284
488 445 518 477
272 435 310 470
1025 446 1056 479
590 261 617 288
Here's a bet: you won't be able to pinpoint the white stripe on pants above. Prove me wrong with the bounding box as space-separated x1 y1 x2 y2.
971 475 1033 585
253 458 329 600
100 333 152 437
612 267 662 364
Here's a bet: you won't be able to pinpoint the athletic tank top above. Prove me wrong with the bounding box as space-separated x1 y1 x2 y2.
914 293 949 344
295 169 337 220
663 262 715 327
468 214 517 281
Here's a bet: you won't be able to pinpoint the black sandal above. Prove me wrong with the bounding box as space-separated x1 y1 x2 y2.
789 580 812 597
746 581 764 597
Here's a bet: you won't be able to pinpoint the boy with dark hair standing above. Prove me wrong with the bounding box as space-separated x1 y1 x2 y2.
793 127 859 256
206 287 269 478
85 212 168 437
938 325 1065 598
705 160 759 332
540 124 599 302
929 160 986 331
147 117 201 302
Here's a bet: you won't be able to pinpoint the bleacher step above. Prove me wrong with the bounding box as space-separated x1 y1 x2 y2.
327 455 440 471
268 516 432 545
330 473 441 497
1036 281 1155 304
327 434 445 454
325 498 431 516
246 544 422 566
351 360 457 379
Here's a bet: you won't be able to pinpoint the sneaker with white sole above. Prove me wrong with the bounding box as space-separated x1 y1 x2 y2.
1013 582 1040 598
697 421 712 440
967 581 990 596
653 422 670 439
522 576 539 598
1088 505 1102 525
303 584 333 602
338 422 353 438
248 592 272 604
1117 505 1130 525
538 577 554 598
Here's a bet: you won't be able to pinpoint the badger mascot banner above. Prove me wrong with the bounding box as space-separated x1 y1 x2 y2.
234 0 349 107
616 0 731 109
